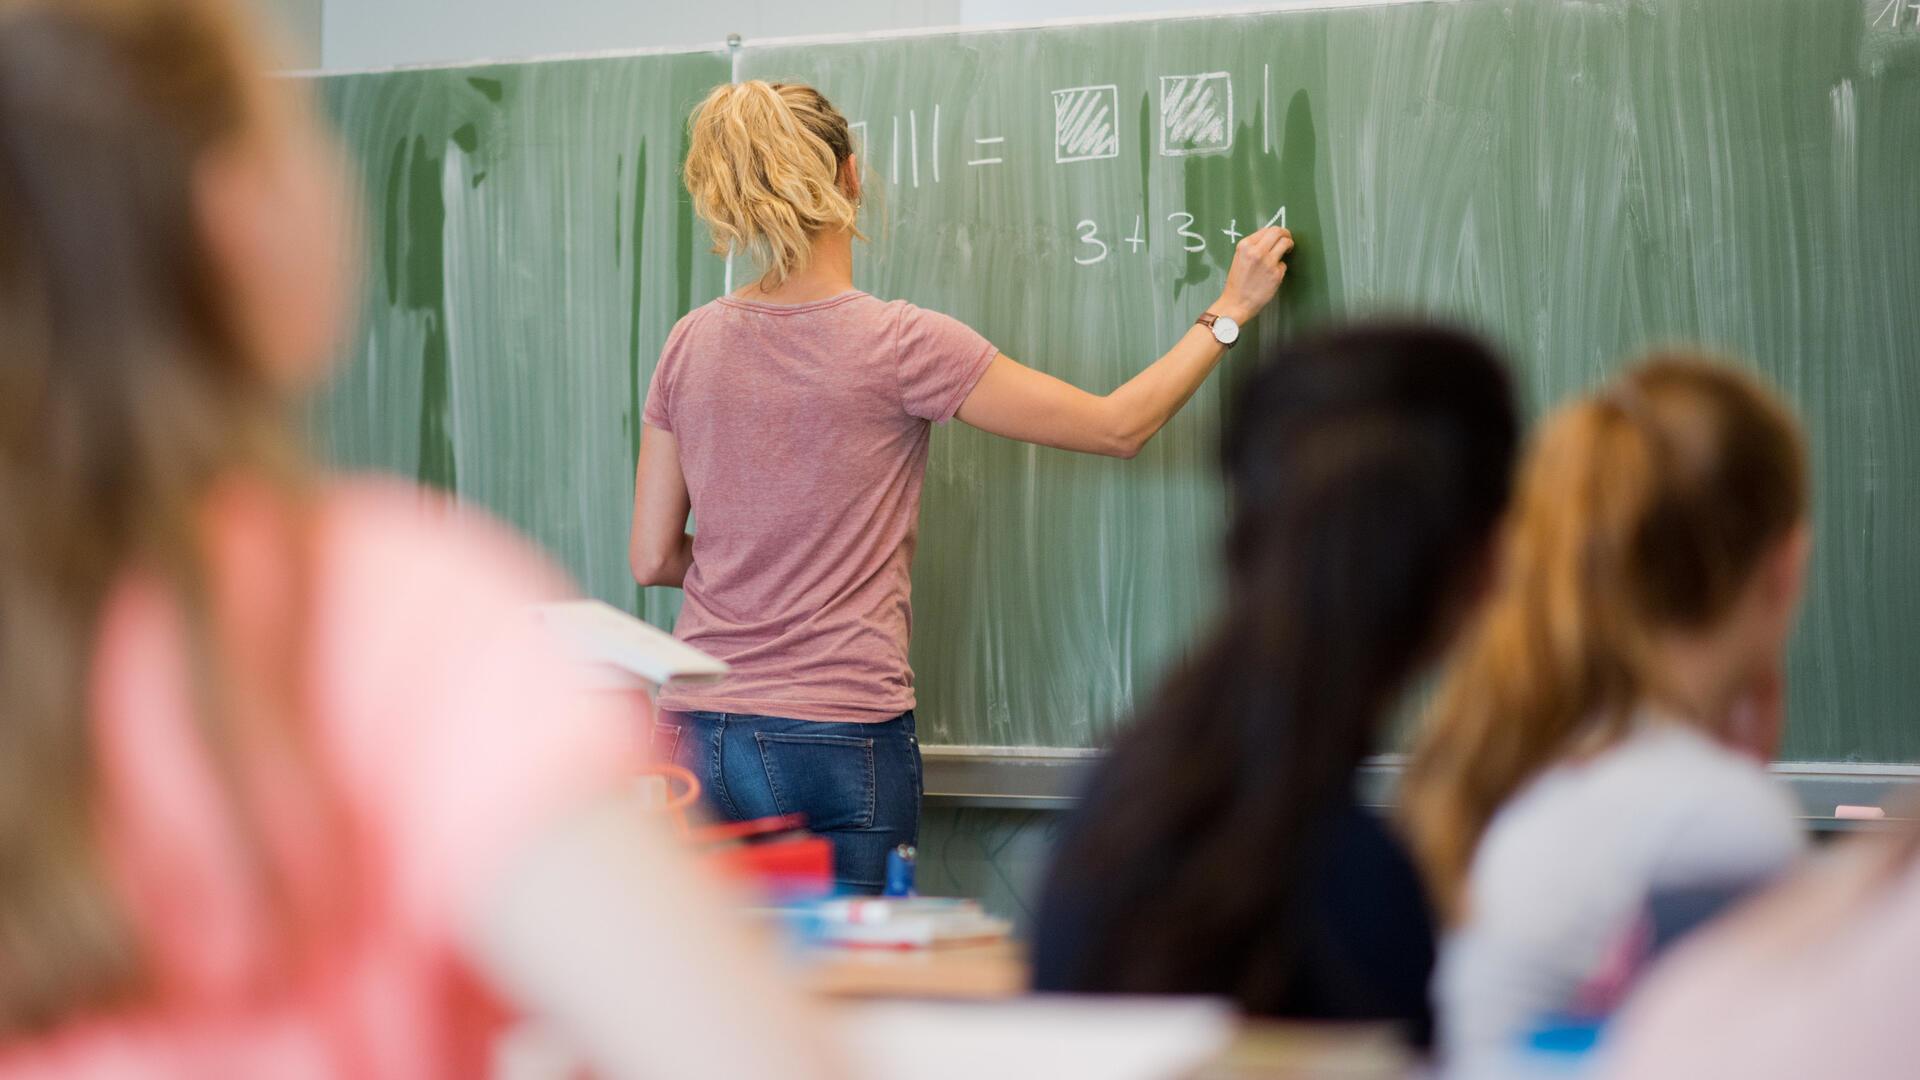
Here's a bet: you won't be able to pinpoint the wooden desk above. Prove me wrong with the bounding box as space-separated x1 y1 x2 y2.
1197 1023 1413 1079
800 939 1029 1000
805 941 1414 1078
833 997 1413 1080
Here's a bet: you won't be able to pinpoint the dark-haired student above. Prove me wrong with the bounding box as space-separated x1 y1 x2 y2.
1031 324 1520 1048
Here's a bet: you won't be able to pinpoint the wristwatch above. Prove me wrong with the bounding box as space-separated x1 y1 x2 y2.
1197 311 1240 347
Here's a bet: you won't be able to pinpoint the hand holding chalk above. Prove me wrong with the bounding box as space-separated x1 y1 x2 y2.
1215 226 1293 325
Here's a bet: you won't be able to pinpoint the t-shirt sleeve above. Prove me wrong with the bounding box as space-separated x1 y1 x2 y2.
642 314 697 432
895 302 999 422
1654 761 1807 890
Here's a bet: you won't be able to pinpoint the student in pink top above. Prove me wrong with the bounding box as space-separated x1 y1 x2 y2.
0 2 840 1076
631 81 1293 890
1598 828 1920 1079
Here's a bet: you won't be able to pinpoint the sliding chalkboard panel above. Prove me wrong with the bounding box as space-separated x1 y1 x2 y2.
312 51 729 627
309 0 1920 763
741 0 1920 761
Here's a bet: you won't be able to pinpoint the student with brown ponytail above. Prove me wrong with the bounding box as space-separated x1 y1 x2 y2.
1400 356 1813 1074
632 81 1292 890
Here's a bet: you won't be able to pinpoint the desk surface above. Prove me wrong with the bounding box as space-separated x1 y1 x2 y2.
1197 1023 1413 1079
801 939 1029 1000
808 943 1415 1078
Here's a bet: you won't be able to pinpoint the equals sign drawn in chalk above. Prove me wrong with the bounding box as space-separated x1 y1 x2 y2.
968 136 1006 166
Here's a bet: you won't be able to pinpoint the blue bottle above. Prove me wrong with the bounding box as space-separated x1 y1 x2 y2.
883 844 918 897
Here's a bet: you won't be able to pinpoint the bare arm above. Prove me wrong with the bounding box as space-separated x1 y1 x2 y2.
957 227 1293 459
463 798 851 1080
629 423 693 587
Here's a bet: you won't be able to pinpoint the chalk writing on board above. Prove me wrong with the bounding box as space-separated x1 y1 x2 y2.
1069 207 1286 267
842 75 1290 266
1871 0 1920 28
968 135 1006 167
1167 211 1206 252
1159 73 1233 156
1262 64 1271 153
865 110 935 187
1053 84 1120 163
909 110 921 187
1074 219 1108 265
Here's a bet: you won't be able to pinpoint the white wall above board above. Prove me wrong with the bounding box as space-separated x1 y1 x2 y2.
249 0 323 68
308 0 1304 72
322 0 959 71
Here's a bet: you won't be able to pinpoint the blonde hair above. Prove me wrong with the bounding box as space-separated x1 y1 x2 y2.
1401 355 1807 919
683 80 862 288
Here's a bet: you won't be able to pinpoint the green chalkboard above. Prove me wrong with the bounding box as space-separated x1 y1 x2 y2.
740 0 1920 761
312 50 729 630
313 0 1920 763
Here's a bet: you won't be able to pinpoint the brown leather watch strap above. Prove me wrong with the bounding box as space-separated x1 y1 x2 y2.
1196 312 1235 346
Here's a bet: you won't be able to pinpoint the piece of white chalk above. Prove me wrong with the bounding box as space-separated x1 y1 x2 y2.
1835 805 1887 820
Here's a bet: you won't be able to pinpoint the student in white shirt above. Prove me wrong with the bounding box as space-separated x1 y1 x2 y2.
1399 355 1813 1075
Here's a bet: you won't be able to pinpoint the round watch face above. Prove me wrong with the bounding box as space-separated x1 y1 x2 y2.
1210 315 1240 345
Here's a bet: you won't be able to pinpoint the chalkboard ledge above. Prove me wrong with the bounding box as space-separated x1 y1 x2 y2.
922 746 1920 831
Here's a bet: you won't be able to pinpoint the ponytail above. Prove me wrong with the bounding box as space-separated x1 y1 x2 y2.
1053 325 1517 1009
1402 355 1807 919
683 80 862 288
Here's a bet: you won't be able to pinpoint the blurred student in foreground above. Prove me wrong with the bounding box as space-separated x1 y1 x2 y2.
1599 825 1920 1079
1032 325 1520 1048
0 1 838 1075
1402 357 1811 1075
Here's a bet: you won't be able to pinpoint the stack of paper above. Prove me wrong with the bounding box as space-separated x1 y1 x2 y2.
533 600 728 689
795 898 1013 950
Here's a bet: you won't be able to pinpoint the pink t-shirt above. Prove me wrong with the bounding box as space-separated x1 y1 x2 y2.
1598 841 1920 1080
0 481 634 1078
643 291 997 722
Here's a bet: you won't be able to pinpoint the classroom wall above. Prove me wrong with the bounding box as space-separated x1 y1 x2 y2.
251 0 323 68
957 0 1252 22
315 0 1270 70
322 0 960 71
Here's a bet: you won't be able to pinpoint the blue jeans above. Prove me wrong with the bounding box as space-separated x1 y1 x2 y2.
652 710 922 893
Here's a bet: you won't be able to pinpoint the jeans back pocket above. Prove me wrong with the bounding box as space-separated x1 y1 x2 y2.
753 732 876 832
648 722 684 767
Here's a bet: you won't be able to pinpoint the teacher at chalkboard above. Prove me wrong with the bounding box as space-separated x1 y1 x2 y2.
630 80 1291 892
